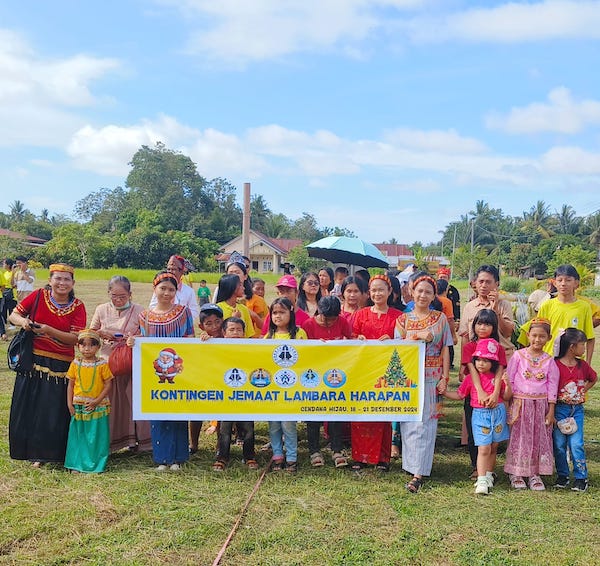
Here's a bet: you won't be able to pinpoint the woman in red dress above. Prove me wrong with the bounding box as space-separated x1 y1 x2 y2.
351 274 402 471
8 263 86 467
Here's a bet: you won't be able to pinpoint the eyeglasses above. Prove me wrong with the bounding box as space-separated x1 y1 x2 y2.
305 280 319 286
110 294 129 300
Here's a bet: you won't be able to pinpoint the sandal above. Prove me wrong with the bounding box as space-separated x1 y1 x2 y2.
246 459 259 470
406 476 423 493
351 461 365 472
376 462 390 472
333 453 348 468
270 458 284 472
310 452 325 467
529 475 545 491
31 461 43 469
212 460 226 472
285 461 298 474
510 475 527 490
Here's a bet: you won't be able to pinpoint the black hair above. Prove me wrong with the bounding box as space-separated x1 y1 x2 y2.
317 295 341 317
472 357 500 374
471 309 500 342
216 274 242 303
334 266 349 276
385 270 403 309
354 269 371 287
555 327 587 359
297 272 322 312
341 275 368 297
436 278 449 294
318 267 335 292
4 258 14 267
225 262 253 299
15 255 28 262
554 264 580 281
267 297 298 338
222 316 245 333
475 265 500 283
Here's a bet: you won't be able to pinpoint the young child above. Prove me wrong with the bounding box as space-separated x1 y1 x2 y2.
302 296 351 468
189 303 225 454
441 338 511 494
265 297 306 473
519 265 595 364
197 280 211 306
504 318 559 490
64 329 114 473
553 328 597 491
460 309 507 478
252 278 265 298
212 317 257 471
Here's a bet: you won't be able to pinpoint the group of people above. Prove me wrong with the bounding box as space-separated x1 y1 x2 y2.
4 255 597 495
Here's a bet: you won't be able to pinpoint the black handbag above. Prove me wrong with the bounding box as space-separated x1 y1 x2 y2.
7 290 41 372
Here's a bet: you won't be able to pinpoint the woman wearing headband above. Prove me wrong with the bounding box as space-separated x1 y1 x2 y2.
395 272 453 493
8 263 87 467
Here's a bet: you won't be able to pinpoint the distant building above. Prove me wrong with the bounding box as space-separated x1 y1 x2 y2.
373 243 449 272
0 228 47 247
218 230 303 274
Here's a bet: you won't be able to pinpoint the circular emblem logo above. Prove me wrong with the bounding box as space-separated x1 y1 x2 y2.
300 369 320 388
323 368 346 388
250 368 271 388
274 369 297 388
224 368 247 388
272 344 299 367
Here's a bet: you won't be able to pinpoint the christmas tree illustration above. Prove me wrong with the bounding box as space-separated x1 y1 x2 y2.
383 349 407 387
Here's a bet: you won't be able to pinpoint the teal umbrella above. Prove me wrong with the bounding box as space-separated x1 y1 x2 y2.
306 236 389 268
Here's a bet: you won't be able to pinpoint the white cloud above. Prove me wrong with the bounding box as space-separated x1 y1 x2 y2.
383 128 487 153
486 87 600 134
0 28 120 147
158 0 424 64
541 146 600 174
406 1 600 44
67 115 200 176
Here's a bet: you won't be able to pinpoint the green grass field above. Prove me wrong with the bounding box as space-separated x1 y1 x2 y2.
0 276 599 565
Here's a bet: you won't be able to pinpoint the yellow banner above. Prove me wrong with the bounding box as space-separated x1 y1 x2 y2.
133 339 425 421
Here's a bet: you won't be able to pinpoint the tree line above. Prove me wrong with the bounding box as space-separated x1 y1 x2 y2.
1 143 598 278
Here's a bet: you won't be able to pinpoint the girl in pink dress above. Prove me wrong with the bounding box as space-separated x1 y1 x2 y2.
504 318 559 490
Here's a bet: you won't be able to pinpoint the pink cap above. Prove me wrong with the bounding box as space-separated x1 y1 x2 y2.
472 338 500 362
275 274 298 289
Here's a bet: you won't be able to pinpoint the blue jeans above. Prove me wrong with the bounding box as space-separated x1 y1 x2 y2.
553 403 587 480
269 421 297 463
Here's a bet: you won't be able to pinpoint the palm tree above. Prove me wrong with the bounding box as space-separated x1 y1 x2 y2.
522 200 553 238
554 204 581 235
9 200 28 222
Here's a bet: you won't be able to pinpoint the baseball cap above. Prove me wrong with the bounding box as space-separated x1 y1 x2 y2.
275 274 298 289
199 303 223 316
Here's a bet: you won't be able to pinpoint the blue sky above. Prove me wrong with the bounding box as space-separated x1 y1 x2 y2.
1 0 600 244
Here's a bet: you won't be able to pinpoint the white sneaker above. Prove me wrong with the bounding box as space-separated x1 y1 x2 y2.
170 463 181 471
475 477 489 495
156 464 168 471
486 471 495 488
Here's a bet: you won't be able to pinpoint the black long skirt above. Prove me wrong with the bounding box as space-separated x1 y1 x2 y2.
9 354 71 463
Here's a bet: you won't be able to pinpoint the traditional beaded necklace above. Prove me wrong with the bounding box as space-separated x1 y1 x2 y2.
77 360 99 394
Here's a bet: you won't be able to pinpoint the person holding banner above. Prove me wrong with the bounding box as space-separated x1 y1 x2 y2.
351 274 403 472
137 271 195 471
395 272 453 493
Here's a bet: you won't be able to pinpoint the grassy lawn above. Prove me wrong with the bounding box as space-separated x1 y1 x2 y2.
0 276 599 565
